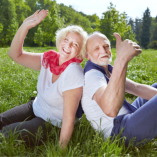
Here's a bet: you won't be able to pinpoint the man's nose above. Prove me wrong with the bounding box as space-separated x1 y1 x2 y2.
100 47 106 54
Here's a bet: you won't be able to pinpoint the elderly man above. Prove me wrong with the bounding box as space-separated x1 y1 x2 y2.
82 31 157 146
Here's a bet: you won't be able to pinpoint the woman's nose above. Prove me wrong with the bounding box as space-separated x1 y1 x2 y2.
67 41 73 47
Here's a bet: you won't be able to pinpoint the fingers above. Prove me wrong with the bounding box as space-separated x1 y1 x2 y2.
33 10 39 16
36 9 48 21
131 41 141 51
113 33 122 46
133 44 140 49
132 41 142 56
135 48 142 56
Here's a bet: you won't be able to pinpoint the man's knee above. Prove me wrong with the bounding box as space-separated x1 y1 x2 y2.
151 83 157 89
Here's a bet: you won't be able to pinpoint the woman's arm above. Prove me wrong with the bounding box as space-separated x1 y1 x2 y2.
8 10 48 71
59 87 82 150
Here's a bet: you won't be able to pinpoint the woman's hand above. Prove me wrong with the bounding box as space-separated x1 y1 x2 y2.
8 9 48 71
22 9 48 30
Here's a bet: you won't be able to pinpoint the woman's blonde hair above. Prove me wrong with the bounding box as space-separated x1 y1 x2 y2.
56 25 88 59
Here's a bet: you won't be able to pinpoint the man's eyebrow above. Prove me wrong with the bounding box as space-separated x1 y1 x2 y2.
104 44 109 47
92 44 99 49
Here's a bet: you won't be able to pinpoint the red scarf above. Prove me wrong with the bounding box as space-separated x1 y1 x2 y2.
42 50 83 75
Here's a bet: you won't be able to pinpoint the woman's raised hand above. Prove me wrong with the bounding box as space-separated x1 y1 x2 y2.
22 9 48 30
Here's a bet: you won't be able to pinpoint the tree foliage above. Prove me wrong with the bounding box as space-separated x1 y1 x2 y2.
0 23 3 33
58 3 92 33
134 18 142 44
98 3 136 47
140 8 151 49
0 0 18 46
34 0 64 46
85 14 100 31
0 1 156 49
128 18 135 33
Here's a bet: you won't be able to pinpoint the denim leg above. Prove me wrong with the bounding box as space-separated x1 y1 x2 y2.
112 83 157 146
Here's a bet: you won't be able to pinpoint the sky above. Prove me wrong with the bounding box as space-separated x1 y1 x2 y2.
56 0 157 20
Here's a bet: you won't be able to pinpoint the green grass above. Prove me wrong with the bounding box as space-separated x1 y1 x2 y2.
0 47 157 156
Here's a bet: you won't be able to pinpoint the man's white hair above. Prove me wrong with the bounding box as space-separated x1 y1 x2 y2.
56 25 88 59
88 31 111 49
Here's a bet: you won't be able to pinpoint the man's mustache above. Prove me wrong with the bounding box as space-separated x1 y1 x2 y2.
98 54 111 59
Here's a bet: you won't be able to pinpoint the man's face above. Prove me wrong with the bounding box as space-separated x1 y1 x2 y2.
86 34 112 66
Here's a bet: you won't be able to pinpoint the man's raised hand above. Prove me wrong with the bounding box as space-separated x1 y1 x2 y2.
22 9 48 30
113 33 142 62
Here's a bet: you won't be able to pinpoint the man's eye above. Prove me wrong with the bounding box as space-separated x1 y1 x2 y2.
104 46 109 49
64 38 68 41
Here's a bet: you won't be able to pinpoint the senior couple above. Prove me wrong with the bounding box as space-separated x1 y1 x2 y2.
0 10 157 149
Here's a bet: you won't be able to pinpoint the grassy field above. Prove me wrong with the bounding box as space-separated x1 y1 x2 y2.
0 47 157 156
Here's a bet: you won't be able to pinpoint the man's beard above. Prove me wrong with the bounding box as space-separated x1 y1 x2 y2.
89 53 112 66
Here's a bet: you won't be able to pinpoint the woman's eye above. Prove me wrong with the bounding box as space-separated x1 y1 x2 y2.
73 43 78 47
64 38 68 42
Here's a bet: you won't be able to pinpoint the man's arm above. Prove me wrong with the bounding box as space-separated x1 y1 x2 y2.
93 33 142 118
125 78 157 100
94 59 127 117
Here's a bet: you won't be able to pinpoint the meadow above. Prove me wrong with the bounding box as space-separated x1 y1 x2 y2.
0 47 157 156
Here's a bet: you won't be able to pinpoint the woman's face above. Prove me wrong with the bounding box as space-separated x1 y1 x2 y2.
59 32 83 64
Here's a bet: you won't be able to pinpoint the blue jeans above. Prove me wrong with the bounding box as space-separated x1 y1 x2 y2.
111 83 157 146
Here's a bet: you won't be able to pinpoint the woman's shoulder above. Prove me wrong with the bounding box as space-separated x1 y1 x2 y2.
61 63 84 91
65 63 84 74
62 63 84 81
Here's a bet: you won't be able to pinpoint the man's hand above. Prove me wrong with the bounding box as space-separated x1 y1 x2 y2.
22 9 48 30
113 33 142 63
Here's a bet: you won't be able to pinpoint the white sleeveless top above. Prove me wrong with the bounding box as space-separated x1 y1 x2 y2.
33 53 84 127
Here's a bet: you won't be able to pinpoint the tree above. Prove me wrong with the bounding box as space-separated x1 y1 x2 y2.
13 0 31 26
134 18 142 44
0 23 3 33
123 25 137 42
59 3 76 25
72 13 92 33
86 14 100 31
0 0 18 46
34 0 64 46
152 25 157 41
99 3 136 47
24 0 38 46
140 8 151 49
128 18 135 33
58 3 92 33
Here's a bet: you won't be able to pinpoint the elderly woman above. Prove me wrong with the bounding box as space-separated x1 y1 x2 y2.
0 10 87 149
